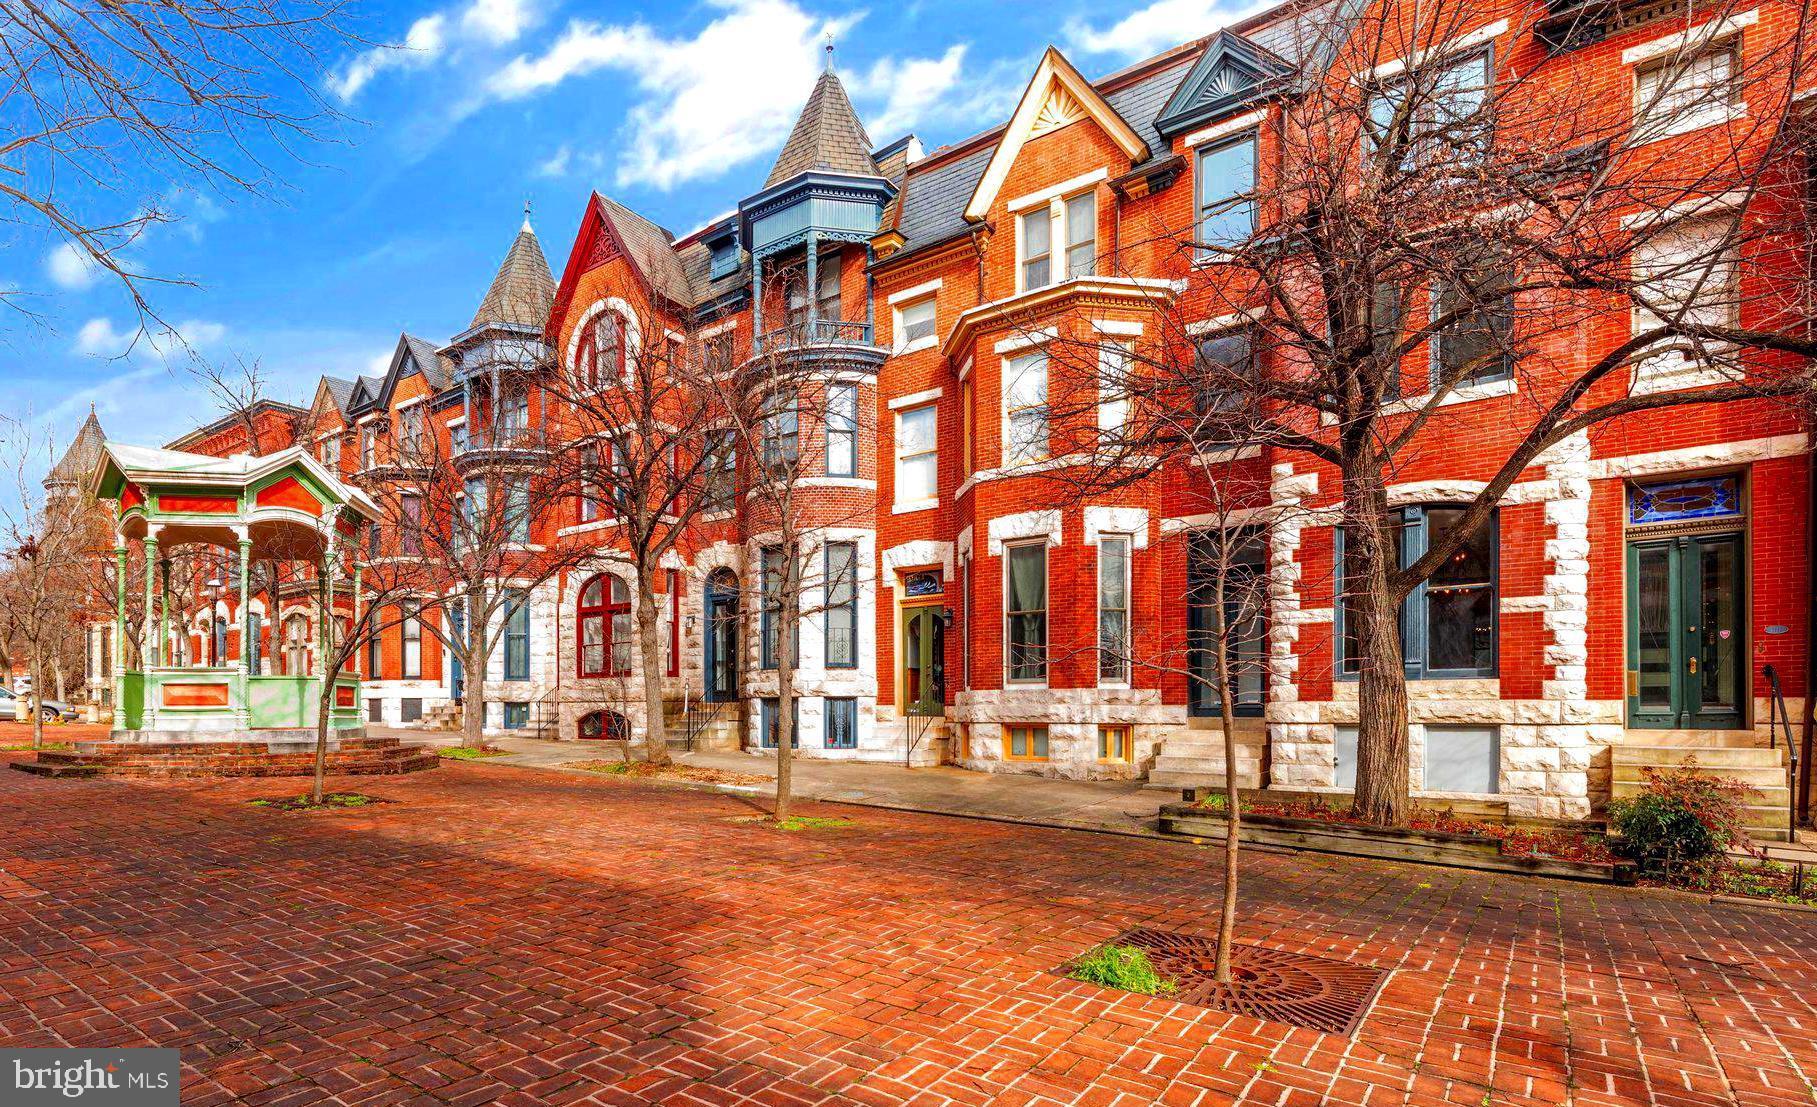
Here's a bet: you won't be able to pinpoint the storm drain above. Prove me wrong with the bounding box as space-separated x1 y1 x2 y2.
1117 927 1388 1036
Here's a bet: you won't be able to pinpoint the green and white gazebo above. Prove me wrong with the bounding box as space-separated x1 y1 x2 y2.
90 442 377 742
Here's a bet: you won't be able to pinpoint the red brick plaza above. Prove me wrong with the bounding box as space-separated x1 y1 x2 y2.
1 758 1813 1107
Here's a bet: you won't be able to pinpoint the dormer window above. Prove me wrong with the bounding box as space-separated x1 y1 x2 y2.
708 238 738 281
1018 189 1097 292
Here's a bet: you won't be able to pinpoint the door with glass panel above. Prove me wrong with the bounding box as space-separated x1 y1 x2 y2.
1626 533 1744 729
902 603 945 716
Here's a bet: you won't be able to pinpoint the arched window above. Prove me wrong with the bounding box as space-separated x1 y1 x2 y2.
577 574 632 677
283 614 310 675
577 710 630 741
576 310 625 389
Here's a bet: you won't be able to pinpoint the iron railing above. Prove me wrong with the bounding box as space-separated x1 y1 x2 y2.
903 701 943 767
681 699 730 752
1765 664 1800 835
756 318 876 352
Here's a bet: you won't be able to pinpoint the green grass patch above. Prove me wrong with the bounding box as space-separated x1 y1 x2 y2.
437 746 511 760
249 792 386 812
1068 943 1176 997
775 816 855 831
0 742 71 752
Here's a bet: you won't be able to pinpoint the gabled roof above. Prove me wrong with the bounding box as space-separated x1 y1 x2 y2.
45 409 106 490
546 192 715 341
471 217 556 330
401 334 452 391
318 376 356 416
93 442 380 519
766 68 878 187
1153 30 1294 138
962 48 1149 223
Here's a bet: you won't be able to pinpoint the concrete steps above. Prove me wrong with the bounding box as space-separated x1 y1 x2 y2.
1611 741 1792 839
1149 726 1266 791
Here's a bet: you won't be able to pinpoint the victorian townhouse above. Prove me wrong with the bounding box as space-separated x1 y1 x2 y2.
86 0 1815 834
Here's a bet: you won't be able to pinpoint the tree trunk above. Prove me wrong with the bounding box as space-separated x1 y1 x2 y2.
311 684 332 805
461 655 486 750
1346 493 1411 827
53 657 66 703
635 575 672 766
29 648 43 751
1210 588 1242 985
773 555 798 824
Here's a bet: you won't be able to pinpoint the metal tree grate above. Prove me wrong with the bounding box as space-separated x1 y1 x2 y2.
1116 927 1387 1036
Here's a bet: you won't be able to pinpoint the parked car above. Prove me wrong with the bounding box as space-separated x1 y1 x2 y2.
0 686 76 723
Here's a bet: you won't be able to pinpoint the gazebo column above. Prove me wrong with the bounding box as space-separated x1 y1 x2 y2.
236 527 253 727
143 532 161 668
805 232 819 335
317 521 338 730
352 563 363 677
159 555 173 667
752 256 765 353
113 543 127 708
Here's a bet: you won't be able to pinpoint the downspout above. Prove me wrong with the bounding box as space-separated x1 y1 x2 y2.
1801 439 1815 826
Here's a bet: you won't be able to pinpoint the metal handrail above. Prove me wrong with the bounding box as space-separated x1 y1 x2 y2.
757 318 875 350
682 699 728 751
903 700 943 767
1765 664 1799 833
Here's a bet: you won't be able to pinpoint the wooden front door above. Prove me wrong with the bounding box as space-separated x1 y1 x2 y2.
1627 533 1745 730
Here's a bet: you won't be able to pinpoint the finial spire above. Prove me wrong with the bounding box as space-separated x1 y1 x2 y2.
824 33 835 72
521 197 533 234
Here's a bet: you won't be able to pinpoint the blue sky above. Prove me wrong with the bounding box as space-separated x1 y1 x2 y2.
2 0 1264 485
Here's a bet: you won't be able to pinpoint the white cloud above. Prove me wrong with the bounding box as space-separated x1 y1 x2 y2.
1067 0 1275 59
45 242 102 291
73 317 227 360
487 0 971 191
535 145 572 178
849 45 968 141
330 0 539 103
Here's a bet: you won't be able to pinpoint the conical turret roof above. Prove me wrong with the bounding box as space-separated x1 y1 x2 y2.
765 68 878 187
471 213 556 330
45 409 105 491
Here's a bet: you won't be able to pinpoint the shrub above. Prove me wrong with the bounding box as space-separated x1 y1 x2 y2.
1608 761 1756 879
1069 943 1175 997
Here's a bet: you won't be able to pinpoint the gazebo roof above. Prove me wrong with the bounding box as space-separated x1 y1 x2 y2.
92 441 379 558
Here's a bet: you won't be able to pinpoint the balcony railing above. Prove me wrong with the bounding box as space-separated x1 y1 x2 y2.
757 317 876 352
451 426 552 473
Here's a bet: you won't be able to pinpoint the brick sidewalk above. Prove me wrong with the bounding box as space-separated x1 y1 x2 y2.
1 756 1814 1106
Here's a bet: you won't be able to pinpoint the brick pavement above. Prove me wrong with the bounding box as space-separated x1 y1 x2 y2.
1 754 1815 1106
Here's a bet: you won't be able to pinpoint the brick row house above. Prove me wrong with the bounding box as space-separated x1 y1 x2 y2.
88 0 1815 829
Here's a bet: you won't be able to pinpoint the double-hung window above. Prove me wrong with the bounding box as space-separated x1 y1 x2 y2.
1631 215 1739 344
826 383 857 477
1098 340 1133 433
760 547 785 669
1635 44 1737 142
1097 535 1131 684
1064 191 1096 278
895 404 938 507
1338 506 1497 679
577 575 631 678
1187 528 1269 716
1004 540 1048 684
1432 261 1514 387
502 590 530 681
1019 207 1052 290
503 476 531 542
896 296 937 352
1195 133 1256 256
401 493 423 555
578 446 603 523
824 542 858 668
360 424 378 469
1369 49 1491 165
461 476 486 547
1193 328 1255 438
762 391 799 472
397 405 425 464
702 430 736 513
1003 351 1049 466
497 389 529 444
400 601 421 680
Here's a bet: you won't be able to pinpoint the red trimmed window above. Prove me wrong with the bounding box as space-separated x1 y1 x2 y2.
577 574 632 677
576 311 625 390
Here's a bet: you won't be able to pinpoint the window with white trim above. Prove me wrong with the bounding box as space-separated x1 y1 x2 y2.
1098 340 1133 433
1097 535 1131 684
1631 215 1739 340
1195 133 1256 255
1368 49 1491 165
896 296 937 352
1019 207 1052 290
1064 191 1096 278
401 601 422 680
1003 350 1049 466
1635 44 1737 142
1004 540 1048 684
895 404 938 507
826 383 857 477
1018 191 1096 291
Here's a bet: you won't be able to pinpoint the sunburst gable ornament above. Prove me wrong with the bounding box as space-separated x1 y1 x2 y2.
1030 85 1087 136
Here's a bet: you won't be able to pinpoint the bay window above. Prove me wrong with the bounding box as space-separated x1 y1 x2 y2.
1097 535 1131 684
1003 351 1049 465
1004 540 1048 684
762 391 799 472
826 383 857 477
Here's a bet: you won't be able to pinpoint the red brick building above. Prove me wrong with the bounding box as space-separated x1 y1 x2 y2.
116 0 1814 829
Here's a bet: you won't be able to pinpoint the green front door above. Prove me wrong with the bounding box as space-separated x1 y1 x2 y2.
902 605 945 716
1627 533 1745 729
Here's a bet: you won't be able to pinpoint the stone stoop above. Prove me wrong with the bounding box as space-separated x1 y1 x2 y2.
1611 740 1792 841
421 703 463 732
9 736 439 779
1147 724 1267 791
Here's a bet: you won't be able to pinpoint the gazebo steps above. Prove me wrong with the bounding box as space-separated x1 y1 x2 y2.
10 736 437 779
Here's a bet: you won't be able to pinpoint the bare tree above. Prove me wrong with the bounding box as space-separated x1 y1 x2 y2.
1045 0 1817 826
2 0 358 323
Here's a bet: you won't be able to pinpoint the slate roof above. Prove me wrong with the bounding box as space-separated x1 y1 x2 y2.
765 69 878 187
596 195 700 307
471 221 556 330
885 0 1347 264
320 376 356 415
45 409 106 489
402 334 452 390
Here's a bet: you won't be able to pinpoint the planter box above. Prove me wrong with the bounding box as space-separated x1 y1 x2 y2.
1161 804 1635 884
